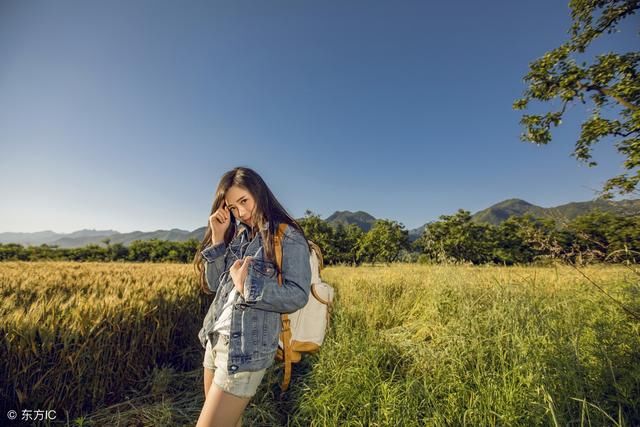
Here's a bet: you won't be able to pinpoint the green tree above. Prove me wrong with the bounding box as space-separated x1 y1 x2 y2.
514 0 640 197
107 242 129 261
492 215 559 264
568 210 640 262
0 243 28 261
330 222 365 265
356 219 409 265
298 210 337 263
128 240 154 262
416 210 494 264
344 223 365 265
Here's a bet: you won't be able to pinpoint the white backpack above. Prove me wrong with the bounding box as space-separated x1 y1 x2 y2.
273 224 334 392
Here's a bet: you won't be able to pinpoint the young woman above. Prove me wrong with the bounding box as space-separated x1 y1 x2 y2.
193 166 312 427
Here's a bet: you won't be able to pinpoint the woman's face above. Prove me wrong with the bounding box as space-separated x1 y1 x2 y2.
224 185 256 227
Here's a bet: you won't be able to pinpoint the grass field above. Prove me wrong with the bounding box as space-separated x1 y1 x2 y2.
1 261 639 426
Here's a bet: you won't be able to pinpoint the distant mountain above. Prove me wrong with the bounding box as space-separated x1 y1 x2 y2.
189 227 207 243
405 198 640 242
407 225 426 242
0 228 191 248
50 229 192 248
325 210 377 232
2 198 637 248
471 199 547 225
471 198 640 226
0 229 119 246
543 198 640 222
66 229 120 239
0 230 61 245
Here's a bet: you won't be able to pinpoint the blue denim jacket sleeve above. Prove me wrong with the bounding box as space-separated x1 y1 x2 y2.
201 242 226 293
241 228 311 313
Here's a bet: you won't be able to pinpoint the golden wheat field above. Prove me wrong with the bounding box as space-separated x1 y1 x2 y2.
1 261 639 426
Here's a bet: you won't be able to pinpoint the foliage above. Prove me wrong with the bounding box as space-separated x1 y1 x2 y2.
331 222 364 265
514 0 640 197
491 215 548 264
356 219 410 264
298 210 340 264
416 209 639 265
0 239 199 263
415 210 495 264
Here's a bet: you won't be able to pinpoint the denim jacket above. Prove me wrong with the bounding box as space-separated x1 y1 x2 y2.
198 220 311 374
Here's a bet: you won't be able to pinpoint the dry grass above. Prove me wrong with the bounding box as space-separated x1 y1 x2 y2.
1 261 639 426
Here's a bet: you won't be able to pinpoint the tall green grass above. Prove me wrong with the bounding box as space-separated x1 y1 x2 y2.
271 264 640 426
2 262 638 426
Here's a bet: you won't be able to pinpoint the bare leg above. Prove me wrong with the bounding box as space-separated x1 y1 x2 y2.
196 383 251 427
204 368 242 426
204 367 214 397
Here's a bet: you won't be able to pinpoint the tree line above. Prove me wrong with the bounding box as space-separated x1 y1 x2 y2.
0 238 199 263
298 210 639 266
1 209 638 265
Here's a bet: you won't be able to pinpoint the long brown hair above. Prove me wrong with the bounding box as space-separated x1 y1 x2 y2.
193 166 309 294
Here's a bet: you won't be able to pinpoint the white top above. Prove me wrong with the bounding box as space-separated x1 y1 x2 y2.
212 223 255 336
212 287 237 336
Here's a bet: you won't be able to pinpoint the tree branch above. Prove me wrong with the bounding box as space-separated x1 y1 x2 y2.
614 129 638 138
583 83 639 111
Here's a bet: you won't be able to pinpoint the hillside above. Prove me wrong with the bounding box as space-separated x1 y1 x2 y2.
471 198 640 226
325 210 377 232
2 198 638 248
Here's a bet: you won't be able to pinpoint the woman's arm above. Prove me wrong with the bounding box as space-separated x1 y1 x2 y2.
241 228 311 313
201 242 227 293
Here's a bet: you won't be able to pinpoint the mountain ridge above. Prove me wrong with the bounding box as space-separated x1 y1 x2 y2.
3 198 638 247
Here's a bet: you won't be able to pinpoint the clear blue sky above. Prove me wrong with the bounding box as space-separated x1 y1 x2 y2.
0 0 636 233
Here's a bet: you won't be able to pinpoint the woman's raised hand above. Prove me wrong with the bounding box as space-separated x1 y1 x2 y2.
230 256 252 295
209 204 231 245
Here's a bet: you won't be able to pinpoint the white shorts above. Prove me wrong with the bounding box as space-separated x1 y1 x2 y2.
203 334 267 398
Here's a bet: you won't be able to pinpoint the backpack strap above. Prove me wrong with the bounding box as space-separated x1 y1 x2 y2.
274 222 293 393
310 284 331 305
274 222 288 285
